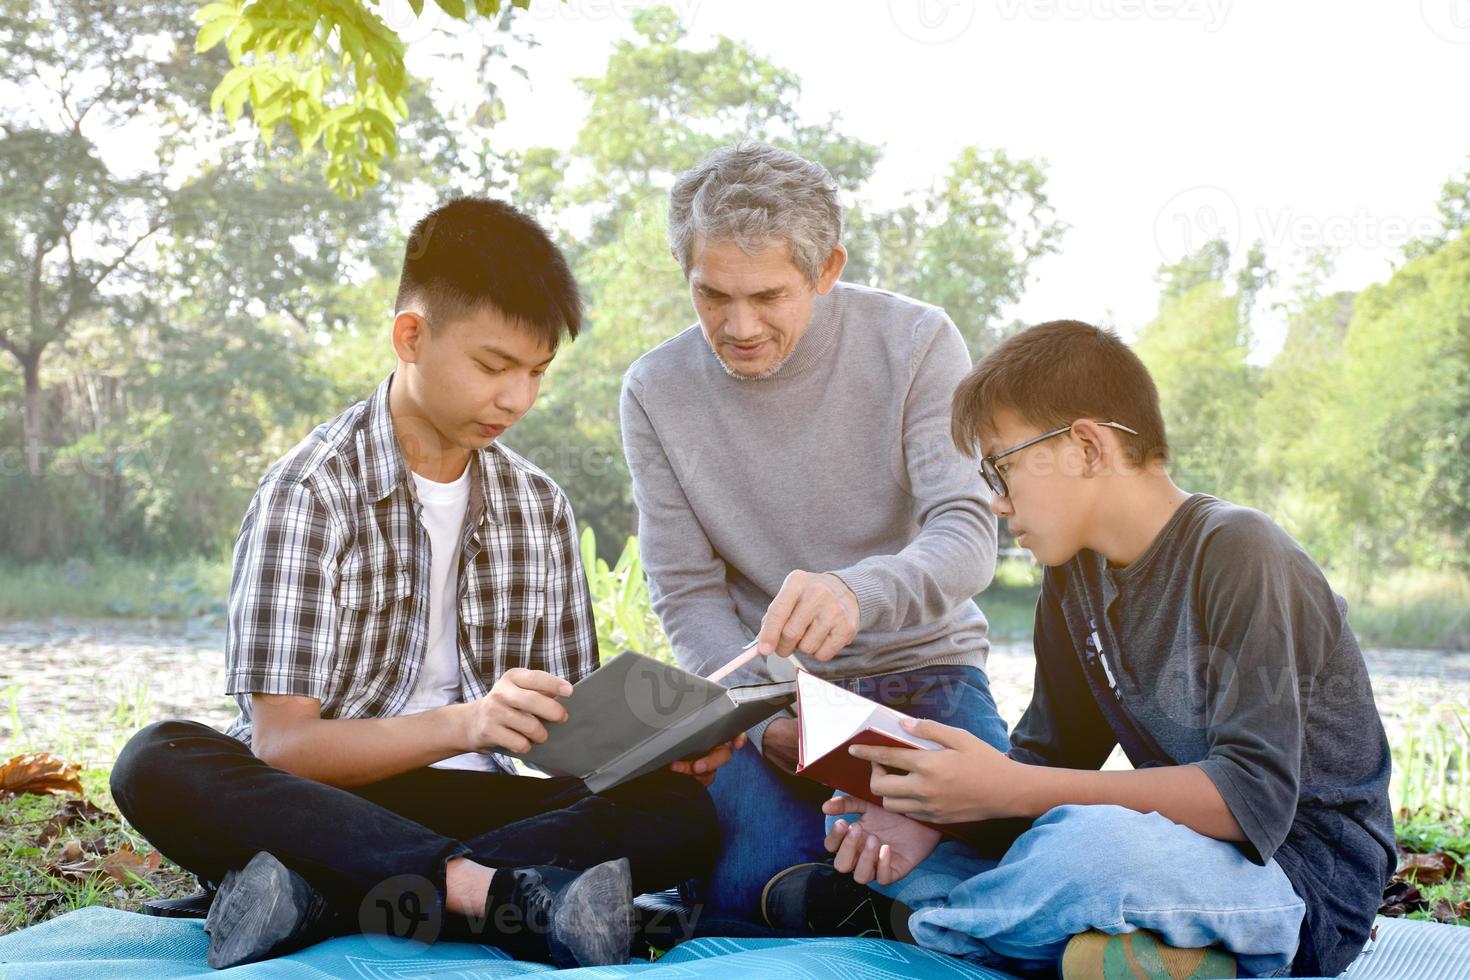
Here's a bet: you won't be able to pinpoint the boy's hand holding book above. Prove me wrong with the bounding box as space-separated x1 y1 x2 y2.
850 716 1020 824
461 667 573 754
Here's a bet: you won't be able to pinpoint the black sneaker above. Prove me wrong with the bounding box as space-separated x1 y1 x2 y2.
488 858 635 967
760 862 914 942
204 852 332 969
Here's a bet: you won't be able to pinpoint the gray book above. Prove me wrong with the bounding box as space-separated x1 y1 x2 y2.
512 650 796 793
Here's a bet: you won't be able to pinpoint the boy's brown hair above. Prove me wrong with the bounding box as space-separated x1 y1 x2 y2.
951 319 1170 468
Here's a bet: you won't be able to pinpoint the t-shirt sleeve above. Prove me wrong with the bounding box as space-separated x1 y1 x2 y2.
1007 566 1117 770
1190 513 1336 865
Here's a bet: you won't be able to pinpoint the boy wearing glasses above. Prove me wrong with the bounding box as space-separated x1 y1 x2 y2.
765 320 1393 978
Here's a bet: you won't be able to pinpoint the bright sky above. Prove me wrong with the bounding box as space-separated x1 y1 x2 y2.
407 0 1468 360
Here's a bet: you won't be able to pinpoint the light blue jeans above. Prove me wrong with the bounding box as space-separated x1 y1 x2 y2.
828 803 1306 977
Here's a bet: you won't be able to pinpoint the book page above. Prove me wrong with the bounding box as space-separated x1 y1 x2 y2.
863 703 943 751
797 671 883 764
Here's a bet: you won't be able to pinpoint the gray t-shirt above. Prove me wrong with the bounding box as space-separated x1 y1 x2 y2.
1008 494 1394 977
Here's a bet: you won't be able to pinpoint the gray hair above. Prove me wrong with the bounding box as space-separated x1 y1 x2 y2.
668 142 843 285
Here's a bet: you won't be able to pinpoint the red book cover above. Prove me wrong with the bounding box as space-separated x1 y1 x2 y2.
792 670 943 821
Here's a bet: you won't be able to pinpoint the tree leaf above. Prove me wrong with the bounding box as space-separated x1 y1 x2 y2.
194 16 235 54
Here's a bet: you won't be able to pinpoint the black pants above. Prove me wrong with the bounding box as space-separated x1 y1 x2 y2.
110 720 719 943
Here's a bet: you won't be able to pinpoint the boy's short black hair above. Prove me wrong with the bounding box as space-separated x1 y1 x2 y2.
394 197 581 350
952 319 1170 467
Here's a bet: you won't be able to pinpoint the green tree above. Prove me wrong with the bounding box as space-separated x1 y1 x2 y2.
1310 226 1470 579
845 147 1066 357
1256 250 1356 565
507 9 1063 555
0 0 214 479
1134 239 1259 502
192 0 533 195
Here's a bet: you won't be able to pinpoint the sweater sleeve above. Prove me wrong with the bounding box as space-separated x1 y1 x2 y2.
621 374 792 754
829 311 998 633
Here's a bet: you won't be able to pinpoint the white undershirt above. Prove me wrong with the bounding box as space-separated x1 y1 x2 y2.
404 466 501 772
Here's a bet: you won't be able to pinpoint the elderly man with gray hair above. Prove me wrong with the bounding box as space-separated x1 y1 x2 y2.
619 142 1011 928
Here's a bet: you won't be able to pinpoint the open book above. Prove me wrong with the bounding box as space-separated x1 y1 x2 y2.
794 669 942 808
512 650 795 793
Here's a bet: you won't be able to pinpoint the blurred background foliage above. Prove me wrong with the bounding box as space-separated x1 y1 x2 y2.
1 1 1466 649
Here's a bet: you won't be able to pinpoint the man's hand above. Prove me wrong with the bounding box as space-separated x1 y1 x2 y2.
756 570 860 661
849 717 1019 824
822 795 943 886
669 733 747 786
461 668 572 754
761 716 800 773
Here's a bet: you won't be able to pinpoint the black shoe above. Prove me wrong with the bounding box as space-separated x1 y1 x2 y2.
486 858 634 967
204 852 332 969
761 862 914 942
143 890 214 919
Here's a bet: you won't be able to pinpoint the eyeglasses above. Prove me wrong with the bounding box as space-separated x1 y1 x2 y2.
980 421 1139 499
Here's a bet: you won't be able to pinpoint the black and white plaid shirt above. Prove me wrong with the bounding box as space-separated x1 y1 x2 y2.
222 375 598 750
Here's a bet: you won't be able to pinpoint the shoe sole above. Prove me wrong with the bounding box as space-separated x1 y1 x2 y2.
550 858 634 967
759 862 831 929
205 852 309 969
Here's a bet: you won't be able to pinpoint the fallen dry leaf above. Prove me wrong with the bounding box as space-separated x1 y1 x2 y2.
1379 879 1428 917
1430 899 1462 924
46 843 163 886
0 753 83 799
36 798 111 845
1394 852 1460 886
100 844 163 886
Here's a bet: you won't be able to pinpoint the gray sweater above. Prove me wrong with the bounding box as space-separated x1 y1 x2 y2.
620 281 998 748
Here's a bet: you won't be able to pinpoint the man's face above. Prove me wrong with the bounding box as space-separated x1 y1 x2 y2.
396 304 554 453
982 407 1094 567
687 238 831 379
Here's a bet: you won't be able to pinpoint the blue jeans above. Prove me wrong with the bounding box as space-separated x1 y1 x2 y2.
701 664 1010 920
829 803 1305 977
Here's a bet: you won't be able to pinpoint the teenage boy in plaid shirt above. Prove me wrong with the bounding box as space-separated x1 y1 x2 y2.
110 198 729 970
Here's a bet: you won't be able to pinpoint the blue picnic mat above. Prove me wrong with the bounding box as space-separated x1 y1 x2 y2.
5 907 1468 978
0 906 1017 978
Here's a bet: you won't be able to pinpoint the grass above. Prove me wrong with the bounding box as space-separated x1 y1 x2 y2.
1393 808 1470 927
1346 568 1470 651
0 769 199 935
0 555 231 621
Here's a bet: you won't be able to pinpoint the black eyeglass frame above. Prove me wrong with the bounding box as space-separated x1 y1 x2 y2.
979 420 1139 498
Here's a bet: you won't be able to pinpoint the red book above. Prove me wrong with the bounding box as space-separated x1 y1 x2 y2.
793 669 942 813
